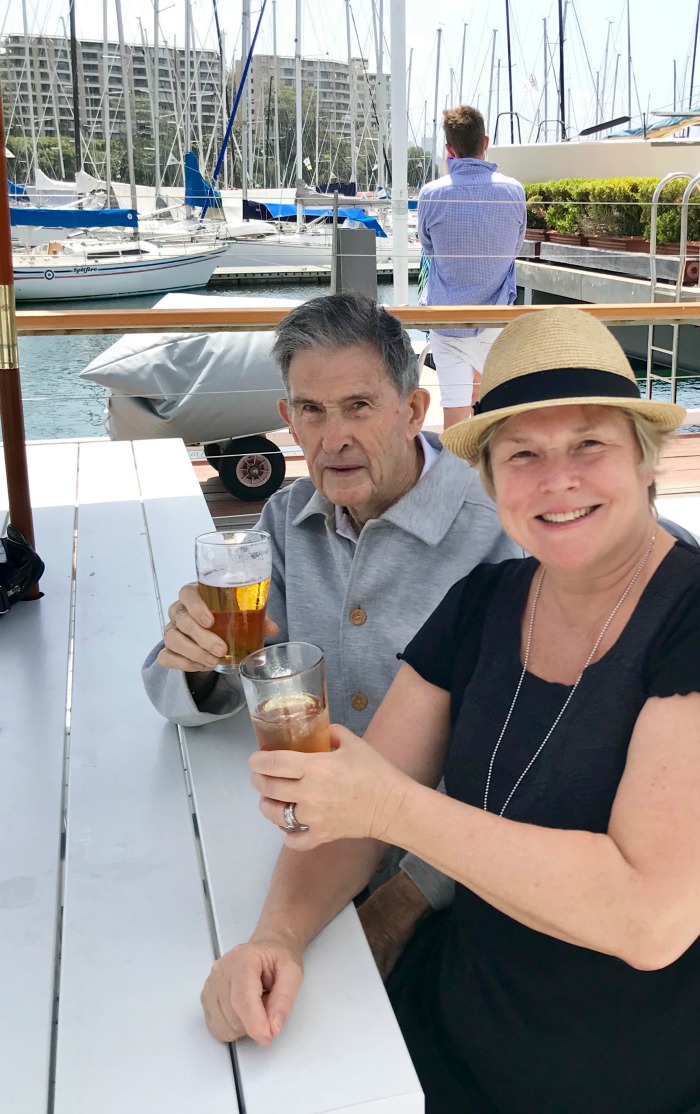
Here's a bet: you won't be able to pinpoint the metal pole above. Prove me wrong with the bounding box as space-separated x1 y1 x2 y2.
626 0 632 119
0 86 38 590
390 0 409 304
543 18 548 142
153 0 161 198
242 0 250 204
601 19 612 121
21 0 38 181
486 29 497 135
558 0 567 139
376 0 385 188
610 53 620 126
689 0 700 110
295 0 303 223
69 0 82 170
102 0 112 198
273 1 281 188
346 0 357 186
115 0 138 214
431 29 441 181
505 0 514 143
330 190 339 294
184 0 191 153
458 22 467 104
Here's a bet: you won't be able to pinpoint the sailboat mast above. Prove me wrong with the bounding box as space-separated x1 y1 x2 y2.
390 0 408 304
192 6 204 163
505 0 514 143
543 19 548 141
431 28 441 181
101 0 111 196
184 0 192 154
600 19 612 122
153 0 161 198
458 22 467 103
20 0 38 182
558 0 566 139
295 0 303 223
688 0 700 110
376 0 386 189
486 29 496 134
241 0 250 203
626 0 632 119
345 0 357 186
273 0 281 188
114 0 138 213
69 0 82 170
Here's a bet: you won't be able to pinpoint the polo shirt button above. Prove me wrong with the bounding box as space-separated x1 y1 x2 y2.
349 608 367 626
351 692 368 712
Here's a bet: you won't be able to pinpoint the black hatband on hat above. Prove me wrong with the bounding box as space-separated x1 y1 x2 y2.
472 367 641 417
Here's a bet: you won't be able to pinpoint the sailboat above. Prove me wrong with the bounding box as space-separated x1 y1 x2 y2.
11 205 228 302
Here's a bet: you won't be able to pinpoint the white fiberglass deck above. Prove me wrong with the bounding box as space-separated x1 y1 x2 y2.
0 437 422 1114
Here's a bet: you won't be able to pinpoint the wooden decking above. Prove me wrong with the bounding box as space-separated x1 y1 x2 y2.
194 431 700 523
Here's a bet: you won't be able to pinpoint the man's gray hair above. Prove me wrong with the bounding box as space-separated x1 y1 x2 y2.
271 292 419 396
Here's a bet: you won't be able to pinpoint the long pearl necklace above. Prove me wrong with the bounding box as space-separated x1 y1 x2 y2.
483 530 657 818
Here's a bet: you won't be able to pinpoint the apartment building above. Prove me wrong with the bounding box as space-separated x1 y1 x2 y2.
236 53 391 144
0 33 222 145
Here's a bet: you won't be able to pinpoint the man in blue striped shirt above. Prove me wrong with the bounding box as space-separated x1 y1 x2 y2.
418 105 526 428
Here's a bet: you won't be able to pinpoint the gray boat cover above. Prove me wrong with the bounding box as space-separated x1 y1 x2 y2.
80 292 300 442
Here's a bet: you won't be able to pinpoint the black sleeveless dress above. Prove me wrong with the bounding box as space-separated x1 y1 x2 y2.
391 541 700 1114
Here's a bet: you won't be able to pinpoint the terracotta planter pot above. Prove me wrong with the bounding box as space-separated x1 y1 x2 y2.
587 235 648 253
545 231 588 247
524 228 546 241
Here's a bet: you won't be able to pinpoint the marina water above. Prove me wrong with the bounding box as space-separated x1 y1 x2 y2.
18 283 700 441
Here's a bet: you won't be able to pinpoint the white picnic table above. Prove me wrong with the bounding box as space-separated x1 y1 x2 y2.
0 437 423 1114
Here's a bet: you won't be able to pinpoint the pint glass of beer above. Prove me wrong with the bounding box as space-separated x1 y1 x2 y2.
239 642 331 753
194 530 272 672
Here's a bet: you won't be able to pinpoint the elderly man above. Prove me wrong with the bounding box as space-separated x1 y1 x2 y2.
143 291 521 969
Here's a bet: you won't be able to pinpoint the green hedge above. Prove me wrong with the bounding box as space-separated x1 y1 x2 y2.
524 177 700 243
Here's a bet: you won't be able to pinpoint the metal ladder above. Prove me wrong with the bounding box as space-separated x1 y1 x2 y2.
646 170 700 402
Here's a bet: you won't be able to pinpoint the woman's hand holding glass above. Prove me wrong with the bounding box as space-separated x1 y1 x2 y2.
249 723 413 848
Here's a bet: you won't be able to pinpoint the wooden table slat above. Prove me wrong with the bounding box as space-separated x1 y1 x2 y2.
186 716 423 1114
0 446 77 1114
53 441 239 1114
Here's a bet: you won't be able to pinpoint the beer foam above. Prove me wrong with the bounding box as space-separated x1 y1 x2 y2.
200 568 261 588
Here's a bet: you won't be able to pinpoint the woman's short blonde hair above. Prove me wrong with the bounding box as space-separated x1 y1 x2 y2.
475 406 674 505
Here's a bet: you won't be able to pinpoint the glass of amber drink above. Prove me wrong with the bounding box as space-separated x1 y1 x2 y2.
239 642 331 753
194 530 272 673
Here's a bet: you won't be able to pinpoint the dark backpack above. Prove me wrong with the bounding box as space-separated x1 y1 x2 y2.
0 526 45 614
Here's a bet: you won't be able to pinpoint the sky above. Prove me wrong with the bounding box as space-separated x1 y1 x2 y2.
3 0 700 145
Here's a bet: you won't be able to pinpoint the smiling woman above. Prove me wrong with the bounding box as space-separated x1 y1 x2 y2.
229 306 700 1114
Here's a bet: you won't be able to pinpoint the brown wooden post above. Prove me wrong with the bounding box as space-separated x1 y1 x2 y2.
0 82 40 598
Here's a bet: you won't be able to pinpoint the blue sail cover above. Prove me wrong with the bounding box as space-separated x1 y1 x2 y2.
10 206 138 229
8 179 28 197
242 200 388 237
184 152 222 209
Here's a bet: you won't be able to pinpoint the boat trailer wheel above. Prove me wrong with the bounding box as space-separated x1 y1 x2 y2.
213 436 286 502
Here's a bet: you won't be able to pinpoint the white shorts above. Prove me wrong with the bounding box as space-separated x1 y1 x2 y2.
428 328 501 408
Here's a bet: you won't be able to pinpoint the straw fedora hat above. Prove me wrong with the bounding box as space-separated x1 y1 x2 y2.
441 307 686 466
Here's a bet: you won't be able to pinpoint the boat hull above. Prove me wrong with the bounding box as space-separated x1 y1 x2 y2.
13 246 227 302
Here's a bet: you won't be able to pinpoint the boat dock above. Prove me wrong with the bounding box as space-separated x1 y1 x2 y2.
192 428 700 524
209 260 421 287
